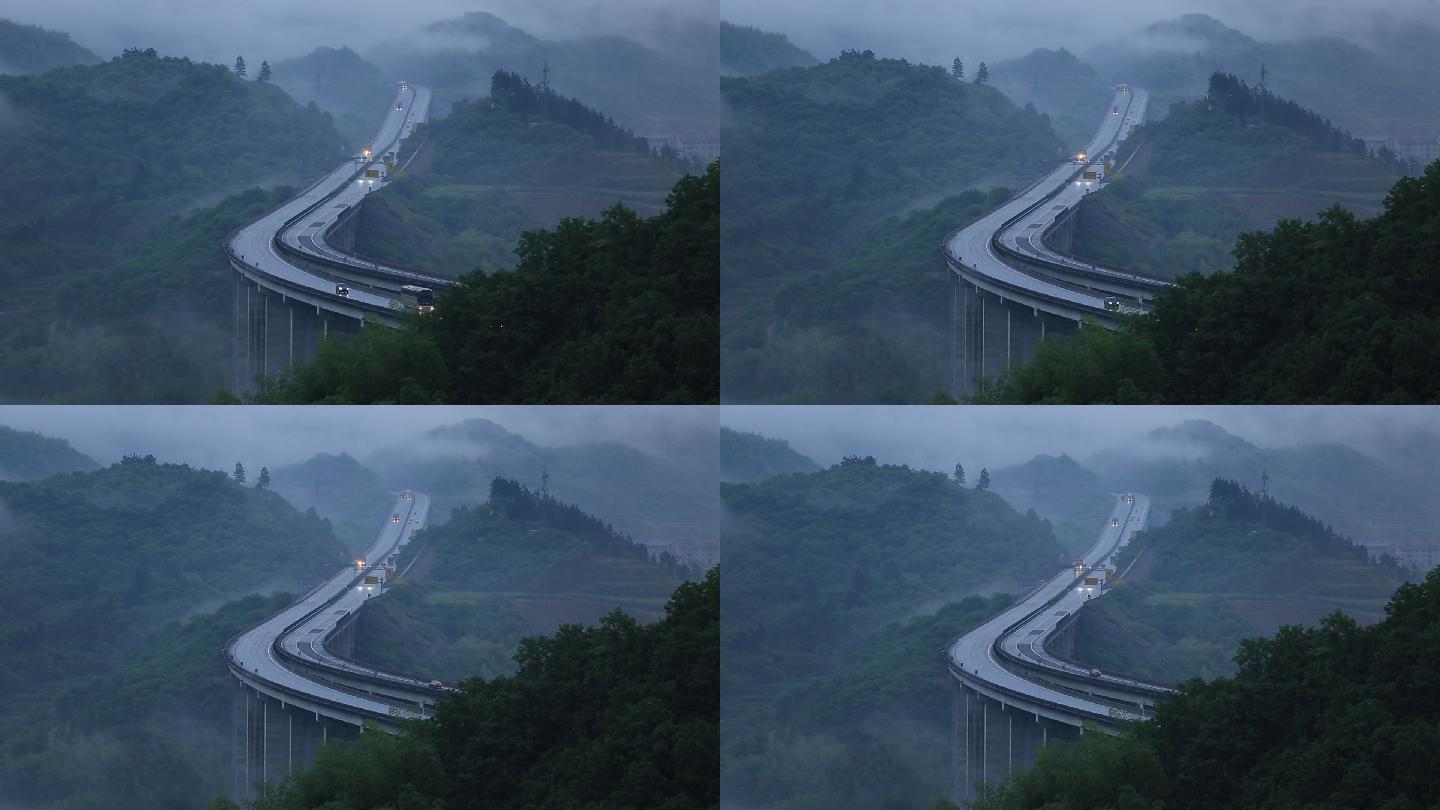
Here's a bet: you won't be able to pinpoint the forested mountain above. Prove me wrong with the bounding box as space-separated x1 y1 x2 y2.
0 424 99 480
1063 72 1404 280
0 47 345 403
1075 480 1406 683
0 457 345 808
1085 13 1440 139
354 70 691 276
218 571 718 810
269 45 393 145
989 47 1114 149
269 452 394 554
0 18 99 74
719 427 819 482
973 155 1440 404
371 417 720 548
371 11 718 134
353 478 690 683
974 550 1440 810
253 161 718 404
719 22 818 76
722 458 1066 807
990 453 1112 554
722 50 1064 403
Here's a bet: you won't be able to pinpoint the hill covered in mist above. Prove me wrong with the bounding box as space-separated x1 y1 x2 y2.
0 45 346 403
0 456 345 808
720 21 818 76
0 423 99 480
722 456 1066 808
0 17 99 74
722 50 1064 403
269 45 393 145
719 427 819 482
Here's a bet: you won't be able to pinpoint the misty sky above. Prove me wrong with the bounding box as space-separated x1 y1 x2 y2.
4 0 715 66
0 406 717 476
722 0 1440 67
721 406 1440 475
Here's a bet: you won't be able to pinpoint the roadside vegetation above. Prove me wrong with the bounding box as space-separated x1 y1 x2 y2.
215 570 718 810
251 161 718 404
970 563 1440 810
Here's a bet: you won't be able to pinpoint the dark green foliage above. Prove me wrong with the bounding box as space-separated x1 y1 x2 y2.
0 460 345 809
722 461 1066 807
975 566 1440 810
0 17 99 74
240 570 718 810
269 46 393 146
719 427 820 482
719 22 818 76
975 158 1440 403
255 163 718 403
988 48 1112 149
722 52 1063 402
0 423 99 479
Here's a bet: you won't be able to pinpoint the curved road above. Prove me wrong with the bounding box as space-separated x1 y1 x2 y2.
227 490 443 728
948 493 1170 726
947 87 1170 319
228 84 447 320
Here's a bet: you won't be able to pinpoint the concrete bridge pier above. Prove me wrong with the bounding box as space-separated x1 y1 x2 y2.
951 682 1082 803
950 275 1081 398
232 682 360 802
233 275 362 396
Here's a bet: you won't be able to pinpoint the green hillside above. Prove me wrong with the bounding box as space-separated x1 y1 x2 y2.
722 50 1064 403
0 47 345 403
1074 480 1406 684
0 423 99 479
990 47 1115 149
720 22 818 76
722 457 1066 808
991 453 1112 555
719 427 819 482
0 457 345 808
1062 72 1405 280
221 572 717 810
352 478 689 683
0 18 99 74
355 70 691 276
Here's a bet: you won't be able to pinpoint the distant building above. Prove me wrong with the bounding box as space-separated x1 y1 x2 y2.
1358 542 1440 572
641 132 720 164
1361 135 1440 168
642 540 719 570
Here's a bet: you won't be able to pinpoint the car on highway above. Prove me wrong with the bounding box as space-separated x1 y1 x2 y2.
392 513 401 523
1111 518 1120 527
336 284 350 297
1104 296 1124 312
1090 668 1104 677
395 102 404 111
428 680 443 689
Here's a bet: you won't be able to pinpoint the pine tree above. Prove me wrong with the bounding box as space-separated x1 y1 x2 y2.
952 58 964 80
257 466 271 490
977 468 991 490
975 62 989 84
233 462 246 484
234 55 246 77
257 60 271 82
953 463 966 484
